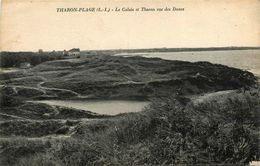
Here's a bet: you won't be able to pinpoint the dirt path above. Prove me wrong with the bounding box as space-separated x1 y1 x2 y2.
0 118 96 141
190 90 236 105
3 75 84 98
35 76 93 98
0 113 29 120
11 85 46 95
37 81 80 96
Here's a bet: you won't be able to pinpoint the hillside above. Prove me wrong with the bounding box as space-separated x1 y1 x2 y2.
0 54 259 165
1 54 257 100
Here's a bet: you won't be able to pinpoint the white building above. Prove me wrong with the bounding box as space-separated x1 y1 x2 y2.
63 48 80 58
68 48 80 57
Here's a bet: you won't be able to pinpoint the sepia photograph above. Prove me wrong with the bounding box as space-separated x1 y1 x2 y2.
0 0 260 165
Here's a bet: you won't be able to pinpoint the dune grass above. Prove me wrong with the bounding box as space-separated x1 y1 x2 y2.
1 89 259 166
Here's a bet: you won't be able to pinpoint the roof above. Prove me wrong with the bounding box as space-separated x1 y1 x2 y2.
68 48 80 52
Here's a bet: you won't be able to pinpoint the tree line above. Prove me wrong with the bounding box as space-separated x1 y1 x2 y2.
0 52 64 68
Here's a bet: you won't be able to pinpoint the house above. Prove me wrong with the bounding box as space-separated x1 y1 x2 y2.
20 62 31 69
68 48 80 57
63 48 80 58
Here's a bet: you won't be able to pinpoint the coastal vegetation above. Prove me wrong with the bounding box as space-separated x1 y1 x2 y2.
0 54 259 165
0 52 64 68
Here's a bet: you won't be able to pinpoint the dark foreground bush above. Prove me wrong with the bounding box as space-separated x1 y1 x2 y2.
0 138 52 165
147 93 259 164
2 90 260 165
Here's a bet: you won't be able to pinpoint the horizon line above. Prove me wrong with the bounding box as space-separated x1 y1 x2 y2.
1 46 260 52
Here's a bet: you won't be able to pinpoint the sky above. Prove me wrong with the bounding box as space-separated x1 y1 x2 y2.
1 0 260 51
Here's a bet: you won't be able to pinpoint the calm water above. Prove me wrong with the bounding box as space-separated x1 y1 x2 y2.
35 100 150 115
117 49 260 72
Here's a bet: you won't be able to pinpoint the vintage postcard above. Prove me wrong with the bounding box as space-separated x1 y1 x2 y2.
0 0 260 165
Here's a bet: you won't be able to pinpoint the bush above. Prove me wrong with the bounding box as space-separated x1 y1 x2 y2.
2 91 259 165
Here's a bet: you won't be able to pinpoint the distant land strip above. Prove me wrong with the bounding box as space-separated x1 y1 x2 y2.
84 46 260 54
1 46 260 54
